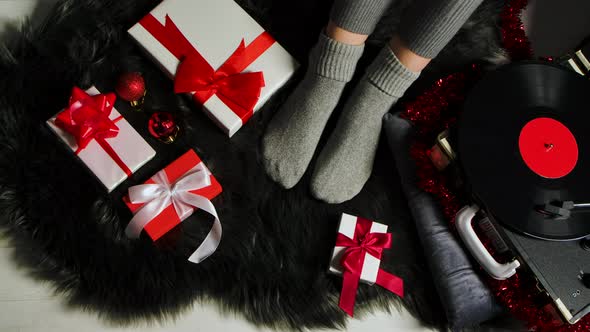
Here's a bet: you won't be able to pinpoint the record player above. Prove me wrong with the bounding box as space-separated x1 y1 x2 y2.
432 60 590 325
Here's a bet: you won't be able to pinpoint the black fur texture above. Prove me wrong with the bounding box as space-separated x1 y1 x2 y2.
0 0 503 330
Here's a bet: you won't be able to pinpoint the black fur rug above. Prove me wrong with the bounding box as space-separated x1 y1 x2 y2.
0 0 504 330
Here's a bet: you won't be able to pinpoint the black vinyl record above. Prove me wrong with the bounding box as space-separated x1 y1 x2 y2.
459 62 590 240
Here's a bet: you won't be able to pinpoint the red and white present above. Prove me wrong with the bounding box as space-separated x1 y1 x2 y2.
329 213 389 285
129 0 299 137
124 149 222 241
329 213 404 317
47 86 156 192
123 149 223 263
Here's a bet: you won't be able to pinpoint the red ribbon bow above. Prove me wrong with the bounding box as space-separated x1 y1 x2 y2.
335 217 404 317
139 14 275 122
55 87 131 176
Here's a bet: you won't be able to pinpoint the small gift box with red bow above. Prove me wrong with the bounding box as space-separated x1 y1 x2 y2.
47 86 156 192
128 0 298 137
330 213 404 317
123 149 222 263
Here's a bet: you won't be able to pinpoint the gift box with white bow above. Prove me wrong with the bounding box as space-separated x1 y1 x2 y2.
124 149 222 242
128 0 299 137
47 86 156 192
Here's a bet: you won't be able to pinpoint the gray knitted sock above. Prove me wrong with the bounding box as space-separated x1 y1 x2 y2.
310 47 419 203
330 0 393 35
262 34 364 189
399 0 484 58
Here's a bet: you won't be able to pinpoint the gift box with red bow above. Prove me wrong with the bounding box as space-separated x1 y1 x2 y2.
47 86 156 192
123 149 223 262
128 0 299 137
329 213 405 316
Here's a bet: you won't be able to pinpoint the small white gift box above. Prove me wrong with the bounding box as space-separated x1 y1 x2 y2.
329 213 389 285
47 86 156 192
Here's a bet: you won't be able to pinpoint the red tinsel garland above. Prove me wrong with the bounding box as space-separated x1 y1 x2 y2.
400 0 590 331
501 0 533 61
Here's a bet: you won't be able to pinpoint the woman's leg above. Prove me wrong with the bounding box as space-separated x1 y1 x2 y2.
311 0 483 204
262 0 393 189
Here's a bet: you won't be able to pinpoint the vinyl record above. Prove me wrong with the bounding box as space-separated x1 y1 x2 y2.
459 62 590 240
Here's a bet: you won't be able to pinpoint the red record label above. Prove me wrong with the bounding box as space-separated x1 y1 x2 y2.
518 117 578 179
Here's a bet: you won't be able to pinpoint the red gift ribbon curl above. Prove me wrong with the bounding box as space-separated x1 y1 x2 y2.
336 217 404 317
55 87 131 176
139 14 275 123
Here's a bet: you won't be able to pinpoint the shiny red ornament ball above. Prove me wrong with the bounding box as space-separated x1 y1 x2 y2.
148 112 179 143
115 72 146 102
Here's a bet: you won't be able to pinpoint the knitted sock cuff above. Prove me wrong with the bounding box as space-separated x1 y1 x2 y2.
399 0 483 59
329 0 393 35
310 33 365 82
366 46 420 97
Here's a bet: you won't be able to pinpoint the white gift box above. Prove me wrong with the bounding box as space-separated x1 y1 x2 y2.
129 0 299 137
47 87 156 192
329 213 388 285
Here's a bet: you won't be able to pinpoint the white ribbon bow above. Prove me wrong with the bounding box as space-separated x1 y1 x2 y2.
125 163 222 263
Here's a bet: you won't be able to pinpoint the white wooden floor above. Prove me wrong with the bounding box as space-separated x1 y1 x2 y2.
0 234 431 332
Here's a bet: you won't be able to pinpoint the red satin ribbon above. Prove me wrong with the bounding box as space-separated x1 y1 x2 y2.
139 14 275 123
336 217 404 317
55 87 132 176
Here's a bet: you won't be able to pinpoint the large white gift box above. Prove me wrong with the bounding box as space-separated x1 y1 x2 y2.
129 0 299 137
47 87 156 192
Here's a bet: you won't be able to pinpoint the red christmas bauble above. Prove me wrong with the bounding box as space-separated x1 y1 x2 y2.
148 112 179 143
115 72 146 102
